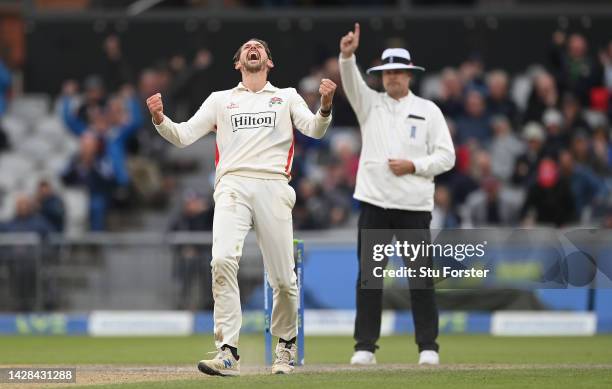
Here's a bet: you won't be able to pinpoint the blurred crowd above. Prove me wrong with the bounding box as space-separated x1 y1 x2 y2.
1 31 612 236
0 34 218 233
429 31 612 228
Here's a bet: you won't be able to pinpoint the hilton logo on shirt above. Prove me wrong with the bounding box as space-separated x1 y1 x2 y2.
231 112 276 132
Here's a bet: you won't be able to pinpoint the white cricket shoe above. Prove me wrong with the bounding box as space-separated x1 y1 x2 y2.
197 347 240 376
272 342 297 374
418 350 439 365
350 350 377 365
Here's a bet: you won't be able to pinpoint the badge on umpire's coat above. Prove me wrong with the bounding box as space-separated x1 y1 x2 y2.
410 125 417 138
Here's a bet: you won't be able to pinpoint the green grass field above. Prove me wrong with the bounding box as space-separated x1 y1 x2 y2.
1 335 611 388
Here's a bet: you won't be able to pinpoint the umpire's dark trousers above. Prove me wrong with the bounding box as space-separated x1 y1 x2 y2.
354 201 439 353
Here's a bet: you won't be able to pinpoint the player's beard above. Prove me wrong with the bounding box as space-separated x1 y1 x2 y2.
241 57 266 73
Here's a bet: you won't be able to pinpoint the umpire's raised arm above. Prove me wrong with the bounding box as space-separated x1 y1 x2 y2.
338 23 377 122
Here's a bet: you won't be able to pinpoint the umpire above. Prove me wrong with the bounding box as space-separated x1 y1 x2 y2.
338 23 455 365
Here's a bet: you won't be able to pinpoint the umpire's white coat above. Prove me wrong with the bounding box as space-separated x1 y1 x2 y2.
339 54 455 211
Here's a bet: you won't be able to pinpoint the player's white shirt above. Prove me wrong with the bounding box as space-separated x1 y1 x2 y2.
154 82 331 185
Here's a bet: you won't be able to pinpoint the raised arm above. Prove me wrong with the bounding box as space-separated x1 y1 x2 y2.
290 79 336 139
115 94 144 144
147 92 216 148
61 96 87 136
338 23 377 122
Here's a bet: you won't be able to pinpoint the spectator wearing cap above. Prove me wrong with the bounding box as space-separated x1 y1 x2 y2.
455 89 491 145
512 122 546 186
521 158 576 227
486 70 518 124
488 115 525 182
541 108 568 158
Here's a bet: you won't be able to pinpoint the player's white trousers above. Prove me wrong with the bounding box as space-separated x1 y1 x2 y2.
211 174 297 349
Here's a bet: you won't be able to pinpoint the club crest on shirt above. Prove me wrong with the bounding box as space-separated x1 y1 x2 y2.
226 102 239 109
268 96 283 107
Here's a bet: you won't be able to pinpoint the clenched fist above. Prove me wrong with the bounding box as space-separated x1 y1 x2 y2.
146 93 164 125
340 23 360 59
319 78 337 115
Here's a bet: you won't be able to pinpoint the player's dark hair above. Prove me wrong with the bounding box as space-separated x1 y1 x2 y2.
232 38 273 65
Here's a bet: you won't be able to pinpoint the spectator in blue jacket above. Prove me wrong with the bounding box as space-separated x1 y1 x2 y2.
62 90 142 188
60 76 107 135
61 132 116 231
104 90 143 187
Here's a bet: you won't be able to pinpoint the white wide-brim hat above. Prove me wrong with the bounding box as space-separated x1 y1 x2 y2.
366 48 425 74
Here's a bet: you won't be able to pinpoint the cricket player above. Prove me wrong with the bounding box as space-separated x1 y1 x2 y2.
339 24 455 365
146 39 336 376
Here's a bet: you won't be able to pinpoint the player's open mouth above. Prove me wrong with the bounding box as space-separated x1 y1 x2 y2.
248 51 260 61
